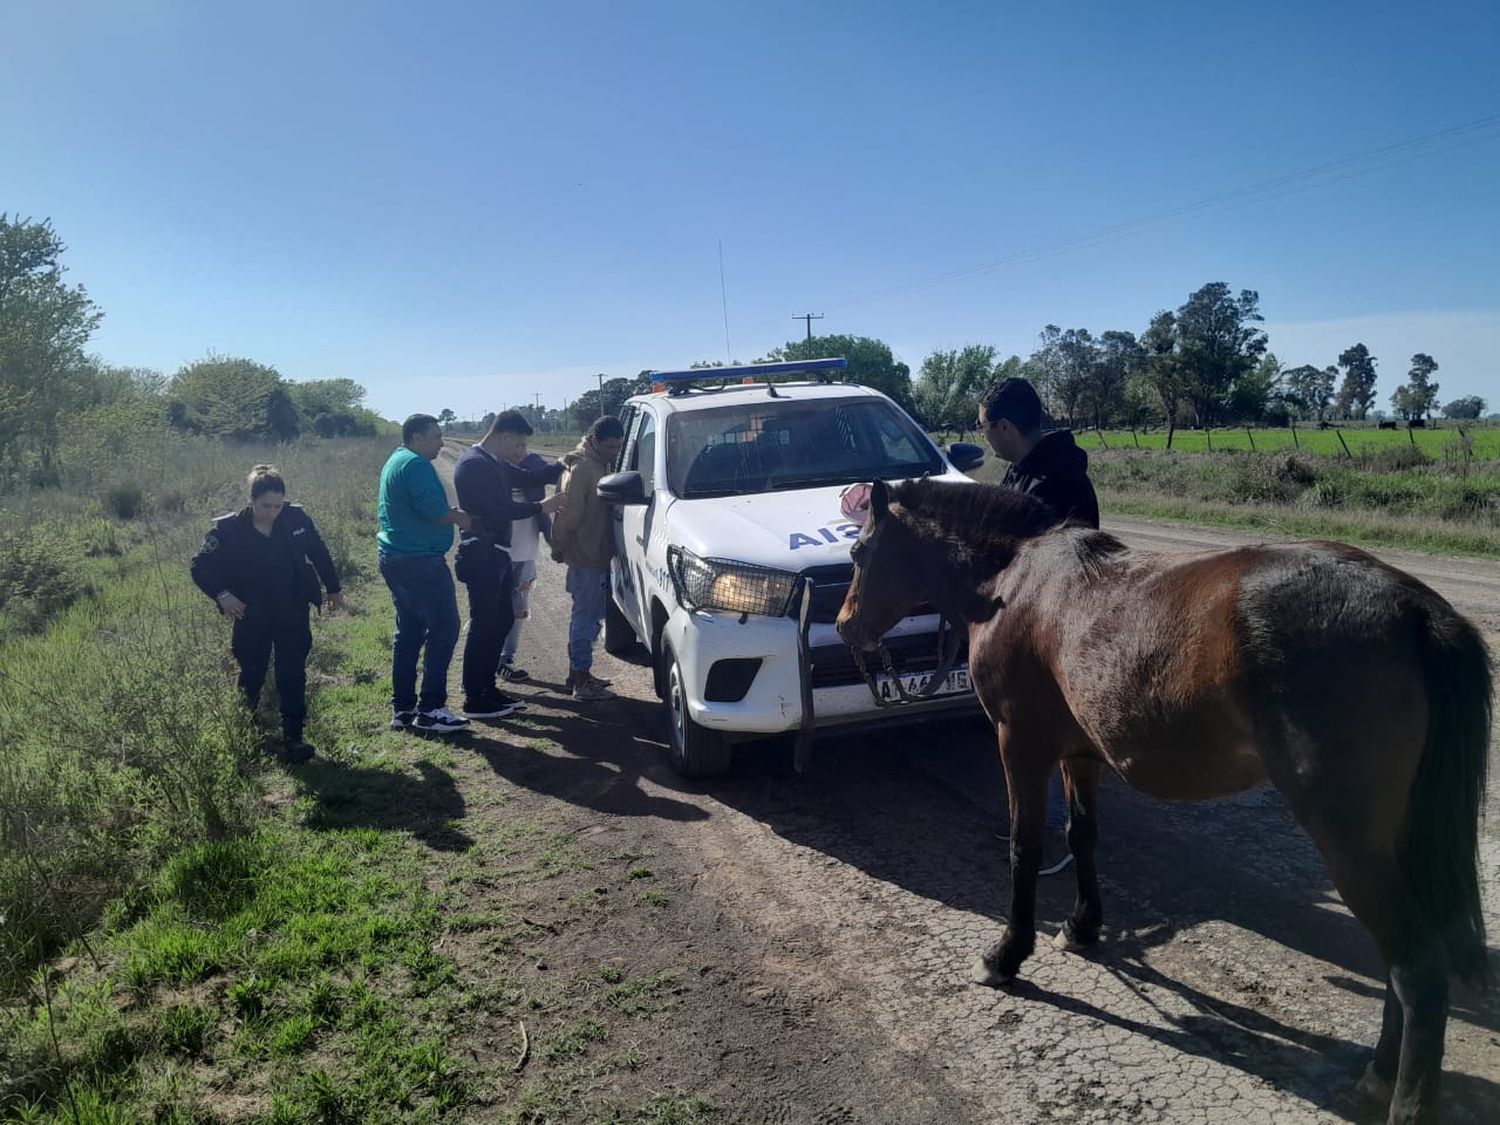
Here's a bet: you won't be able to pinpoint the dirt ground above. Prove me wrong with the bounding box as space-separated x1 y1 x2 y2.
431 449 1500 1123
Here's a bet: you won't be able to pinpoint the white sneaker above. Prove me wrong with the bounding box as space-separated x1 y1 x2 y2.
414 707 470 734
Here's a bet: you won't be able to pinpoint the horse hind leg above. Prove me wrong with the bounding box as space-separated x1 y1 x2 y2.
1309 841 1449 1124
1053 757 1103 953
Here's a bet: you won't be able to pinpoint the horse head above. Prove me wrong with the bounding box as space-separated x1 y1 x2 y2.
835 479 924 651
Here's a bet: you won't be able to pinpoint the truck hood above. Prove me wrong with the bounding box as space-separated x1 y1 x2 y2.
664 479 953 571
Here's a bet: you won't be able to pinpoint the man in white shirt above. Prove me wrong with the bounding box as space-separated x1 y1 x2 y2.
498 449 553 682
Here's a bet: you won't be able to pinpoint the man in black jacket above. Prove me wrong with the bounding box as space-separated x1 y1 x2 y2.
978 378 1100 875
452 411 565 719
979 377 1100 530
190 465 343 763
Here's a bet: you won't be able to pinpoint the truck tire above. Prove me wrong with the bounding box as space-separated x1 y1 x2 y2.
603 590 639 655
662 643 732 778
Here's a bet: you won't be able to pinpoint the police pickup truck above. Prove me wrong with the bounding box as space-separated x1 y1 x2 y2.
597 358 986 776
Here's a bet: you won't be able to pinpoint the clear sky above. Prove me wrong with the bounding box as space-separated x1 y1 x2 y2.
5 0 1497 421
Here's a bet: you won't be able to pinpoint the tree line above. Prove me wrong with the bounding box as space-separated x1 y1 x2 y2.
1 214 388 488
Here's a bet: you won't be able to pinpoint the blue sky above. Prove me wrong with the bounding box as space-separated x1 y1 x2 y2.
5 1 1497 420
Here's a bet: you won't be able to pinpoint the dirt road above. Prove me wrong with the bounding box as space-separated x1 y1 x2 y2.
431 451 1499 1122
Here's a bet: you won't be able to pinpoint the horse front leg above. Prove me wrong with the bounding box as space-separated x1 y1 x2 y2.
975 724 1050 987
1055 757 1103 951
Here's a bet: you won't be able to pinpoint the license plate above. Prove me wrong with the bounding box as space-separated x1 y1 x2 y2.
875 667 972 702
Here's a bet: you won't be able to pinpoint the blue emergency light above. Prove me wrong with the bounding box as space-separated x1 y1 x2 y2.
647 357 848 385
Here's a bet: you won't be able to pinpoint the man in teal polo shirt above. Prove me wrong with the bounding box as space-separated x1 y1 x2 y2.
378 414 474 734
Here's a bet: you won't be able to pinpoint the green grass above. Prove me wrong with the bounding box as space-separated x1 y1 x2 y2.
970 441 1500 557
1069 422 1500 459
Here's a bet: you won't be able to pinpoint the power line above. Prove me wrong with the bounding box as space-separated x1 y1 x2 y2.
706 112 1500 356
842 113 1500 307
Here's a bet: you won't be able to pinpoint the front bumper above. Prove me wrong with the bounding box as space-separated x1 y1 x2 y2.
662 595 978 737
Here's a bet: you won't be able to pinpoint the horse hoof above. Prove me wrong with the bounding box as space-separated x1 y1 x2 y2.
1355 1061 1393 1105
1054 927 1090 953
971 959 1014 989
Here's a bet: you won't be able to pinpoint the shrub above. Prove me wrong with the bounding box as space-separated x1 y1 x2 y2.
104 483 145 520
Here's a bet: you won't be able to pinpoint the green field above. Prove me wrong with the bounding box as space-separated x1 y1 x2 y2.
1069 424 1500 460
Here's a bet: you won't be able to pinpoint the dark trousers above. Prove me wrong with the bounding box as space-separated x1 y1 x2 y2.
380 552 461 713
460 550 515 705
231 602 312 741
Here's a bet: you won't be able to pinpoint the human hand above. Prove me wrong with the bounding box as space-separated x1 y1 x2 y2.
452 508 474 531
216 592 248 619
326 591 346 613
540 493 566 516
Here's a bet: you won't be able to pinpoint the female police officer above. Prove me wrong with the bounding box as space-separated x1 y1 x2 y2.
191 464 344 762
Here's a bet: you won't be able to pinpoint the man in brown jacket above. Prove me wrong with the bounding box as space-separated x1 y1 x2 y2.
550 416 626 700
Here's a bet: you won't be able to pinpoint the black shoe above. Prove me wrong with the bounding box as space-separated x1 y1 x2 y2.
279 740 316 764
498 665 530 683
461 695 526 720
390 710 418 730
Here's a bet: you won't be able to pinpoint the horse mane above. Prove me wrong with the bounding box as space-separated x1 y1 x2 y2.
889 477 1125 569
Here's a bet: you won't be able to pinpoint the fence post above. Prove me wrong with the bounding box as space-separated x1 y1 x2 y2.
1408 425 1416 447
1290 422 1299 449
1206 428 1213 452
1245 427 1256 452
1131 429 1140 449
1095 427 1109 450
1336 429 1352 458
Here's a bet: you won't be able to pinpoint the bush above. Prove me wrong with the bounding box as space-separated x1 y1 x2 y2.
0 527 87 634
104 482 145 520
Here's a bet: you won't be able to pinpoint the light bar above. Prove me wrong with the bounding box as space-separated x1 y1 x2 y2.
646 358 848 383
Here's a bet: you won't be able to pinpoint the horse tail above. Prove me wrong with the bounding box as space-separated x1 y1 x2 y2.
1405 605 1492 989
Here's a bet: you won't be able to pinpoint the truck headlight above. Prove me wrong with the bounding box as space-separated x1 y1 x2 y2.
667 547 798 617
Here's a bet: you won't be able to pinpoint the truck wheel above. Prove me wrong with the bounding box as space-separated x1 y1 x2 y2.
663 644 732 778
604 591 638 655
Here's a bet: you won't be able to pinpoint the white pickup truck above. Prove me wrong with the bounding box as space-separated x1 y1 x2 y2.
597 358 987 776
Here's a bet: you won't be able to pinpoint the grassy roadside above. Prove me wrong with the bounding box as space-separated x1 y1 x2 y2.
968 446 1500 558
2 437 719 1123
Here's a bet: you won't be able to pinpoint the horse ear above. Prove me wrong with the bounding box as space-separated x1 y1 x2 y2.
870 479 890 523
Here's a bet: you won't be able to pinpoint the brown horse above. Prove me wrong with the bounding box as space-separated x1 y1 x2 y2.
834 477 1490 1125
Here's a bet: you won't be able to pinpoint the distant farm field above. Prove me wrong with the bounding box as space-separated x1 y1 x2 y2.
1069 424 1500 460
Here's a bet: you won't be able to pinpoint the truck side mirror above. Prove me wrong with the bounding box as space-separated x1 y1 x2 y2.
598 471 649 505
947 442 985 473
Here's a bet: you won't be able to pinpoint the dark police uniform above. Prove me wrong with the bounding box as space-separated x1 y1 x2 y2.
190 504 340 742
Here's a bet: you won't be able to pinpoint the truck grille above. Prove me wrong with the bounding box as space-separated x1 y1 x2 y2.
808 632 967 689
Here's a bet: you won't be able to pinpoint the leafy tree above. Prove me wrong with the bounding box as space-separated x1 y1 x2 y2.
913 344 996 432
1138 310 1186 440
762 334 914 413
1228 352 1282 424
1282 364 1336 421
1334 343 1378 420
1441 395 1487 420
436 407 457 426
1172 282 1268 427
1405 353 1440 420
1089 330 1141 429
169 355 299 440
573 375 650 423
0 215 104 480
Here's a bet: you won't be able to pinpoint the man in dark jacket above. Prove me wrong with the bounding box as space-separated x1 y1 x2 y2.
977 377 1100 875
452 411 564 719
979 377 1100 531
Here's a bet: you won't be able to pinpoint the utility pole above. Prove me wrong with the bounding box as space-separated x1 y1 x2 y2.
793 312 823 341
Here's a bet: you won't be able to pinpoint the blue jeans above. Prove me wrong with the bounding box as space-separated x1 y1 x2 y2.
565 566 608 673
500 559 537 665
380 552 460 713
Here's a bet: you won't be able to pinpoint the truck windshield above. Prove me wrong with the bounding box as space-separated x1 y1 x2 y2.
666 396 947 499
